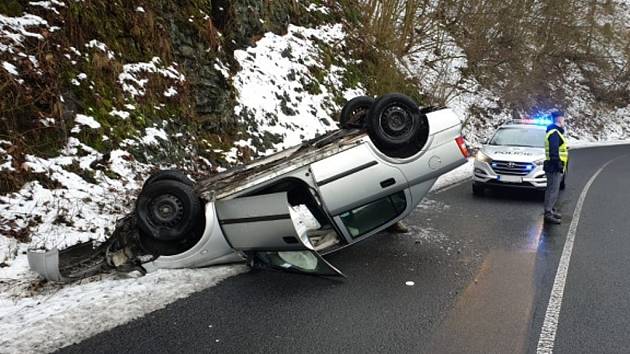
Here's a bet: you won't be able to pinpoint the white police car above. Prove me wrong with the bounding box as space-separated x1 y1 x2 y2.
472 118 567 195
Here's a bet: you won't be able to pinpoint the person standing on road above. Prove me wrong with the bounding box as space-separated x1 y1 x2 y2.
543 111 569 224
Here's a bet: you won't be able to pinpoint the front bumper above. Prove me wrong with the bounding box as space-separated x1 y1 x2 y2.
472 159 547 189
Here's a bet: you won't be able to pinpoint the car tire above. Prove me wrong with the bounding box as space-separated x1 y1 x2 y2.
367 93 429 158
339 96 374 129
135 179 201 243
472 183 484 196
143 169 194 189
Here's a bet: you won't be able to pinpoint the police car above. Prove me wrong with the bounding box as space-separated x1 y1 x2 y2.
472 118 567 195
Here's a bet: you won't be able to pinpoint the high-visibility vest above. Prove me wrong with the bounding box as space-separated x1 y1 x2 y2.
545 129 569 171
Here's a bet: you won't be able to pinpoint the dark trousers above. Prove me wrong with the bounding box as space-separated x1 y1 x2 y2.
544 172 562 214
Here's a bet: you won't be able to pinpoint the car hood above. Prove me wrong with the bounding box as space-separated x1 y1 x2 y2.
481 145 545 163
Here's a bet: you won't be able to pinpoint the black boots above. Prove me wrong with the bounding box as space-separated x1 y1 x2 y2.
544 212 561 224
551 208 562 218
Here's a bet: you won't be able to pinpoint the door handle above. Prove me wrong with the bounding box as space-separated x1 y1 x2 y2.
380 178 396 188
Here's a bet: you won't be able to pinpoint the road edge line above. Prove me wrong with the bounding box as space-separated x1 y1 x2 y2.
536 157 619 353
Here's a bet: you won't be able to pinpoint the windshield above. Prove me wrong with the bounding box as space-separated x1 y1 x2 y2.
489 127 546 148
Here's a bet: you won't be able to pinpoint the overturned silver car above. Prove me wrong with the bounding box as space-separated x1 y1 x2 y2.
29 93 468 280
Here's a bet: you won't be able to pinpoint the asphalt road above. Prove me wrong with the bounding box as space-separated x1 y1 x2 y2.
59 144 630 354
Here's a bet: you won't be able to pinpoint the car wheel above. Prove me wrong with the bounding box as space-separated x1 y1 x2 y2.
367 93 429 158
472 183 484 196
339 96 374 129
135 179 201 243
143 169 194 189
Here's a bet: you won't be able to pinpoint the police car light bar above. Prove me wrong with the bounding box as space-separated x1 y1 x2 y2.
511 118 553 126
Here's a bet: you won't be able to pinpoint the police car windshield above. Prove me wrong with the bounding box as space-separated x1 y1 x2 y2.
489 127 546 148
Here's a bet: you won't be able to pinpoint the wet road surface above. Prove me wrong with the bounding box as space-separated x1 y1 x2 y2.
59 144 630 354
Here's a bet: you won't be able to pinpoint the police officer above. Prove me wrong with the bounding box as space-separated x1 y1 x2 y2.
543 111 569 224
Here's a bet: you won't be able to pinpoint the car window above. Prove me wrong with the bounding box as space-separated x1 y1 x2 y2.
339 191 407 238
489 127 546 148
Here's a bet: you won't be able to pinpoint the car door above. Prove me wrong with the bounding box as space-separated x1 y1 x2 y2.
309 142 408 217
215 192 344 276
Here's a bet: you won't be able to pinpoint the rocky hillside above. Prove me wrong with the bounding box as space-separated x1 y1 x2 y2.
0 0 628 259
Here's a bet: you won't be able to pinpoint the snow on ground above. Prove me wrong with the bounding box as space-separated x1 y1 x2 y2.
118 57 186 98
0 13 48 54
141 127 169 146
0 265 246 353
0 12 50 86
431 158 474 192
0 140 14 172
0 137 147 251
233 23 364 154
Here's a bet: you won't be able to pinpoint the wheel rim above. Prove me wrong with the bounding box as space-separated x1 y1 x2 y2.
378 104 416 142
149 194 184 227
350 107 368 124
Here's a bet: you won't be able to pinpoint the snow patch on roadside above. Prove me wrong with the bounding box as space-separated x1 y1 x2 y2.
430 158 473 192
233 24 364 154
142 127 169 146
74 113 101 129
407 225 448 244
0 265 247 353
118 57 185 98
0 140 14 172
2 61 19 75
0 13 48 53
0 138 147 251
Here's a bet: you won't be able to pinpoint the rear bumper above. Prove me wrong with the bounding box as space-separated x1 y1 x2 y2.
27 248 64 282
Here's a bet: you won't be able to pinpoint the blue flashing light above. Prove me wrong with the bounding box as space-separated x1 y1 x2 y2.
525 165 533 170
527 111 554 126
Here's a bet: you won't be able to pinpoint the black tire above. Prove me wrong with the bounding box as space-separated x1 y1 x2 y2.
143 170 193 189
367 93 429 158
472 183 484 196
135 179 201 242
339 96 374 129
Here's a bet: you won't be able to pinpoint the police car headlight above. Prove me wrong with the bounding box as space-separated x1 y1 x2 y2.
475 151 492 163
534 158 545 166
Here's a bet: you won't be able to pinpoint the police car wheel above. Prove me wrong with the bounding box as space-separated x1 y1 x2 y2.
339 96 374 129
367 93 429 158
135 179 201 243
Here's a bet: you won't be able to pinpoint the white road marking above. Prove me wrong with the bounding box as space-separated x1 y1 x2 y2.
536 157 619 353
